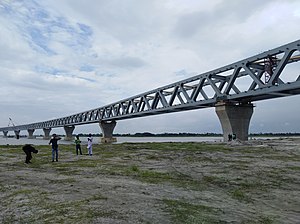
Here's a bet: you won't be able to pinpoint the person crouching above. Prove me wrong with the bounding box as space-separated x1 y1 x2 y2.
22 144 38 164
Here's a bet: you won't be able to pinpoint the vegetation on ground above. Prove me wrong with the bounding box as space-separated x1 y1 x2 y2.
0 139 299 223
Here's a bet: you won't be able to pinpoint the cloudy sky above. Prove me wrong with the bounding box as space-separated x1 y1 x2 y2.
1 0 300 135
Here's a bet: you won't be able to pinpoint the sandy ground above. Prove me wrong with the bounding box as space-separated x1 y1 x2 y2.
0 138 299 223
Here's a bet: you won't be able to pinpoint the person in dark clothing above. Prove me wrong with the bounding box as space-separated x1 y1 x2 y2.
228 134 233 141
74 135 82 155
22 144 38 164
49 134 61 162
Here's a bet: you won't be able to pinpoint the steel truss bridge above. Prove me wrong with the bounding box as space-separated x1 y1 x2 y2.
1 39 300 133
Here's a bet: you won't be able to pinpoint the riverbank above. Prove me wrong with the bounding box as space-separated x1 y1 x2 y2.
1 138 299 223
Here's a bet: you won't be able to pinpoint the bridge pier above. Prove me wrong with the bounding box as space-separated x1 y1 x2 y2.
27 129 35 139
64 125 75 141
215 102 254 142
14 130 20 139
99 121 117 143
3 131 8 138
43 128 52 140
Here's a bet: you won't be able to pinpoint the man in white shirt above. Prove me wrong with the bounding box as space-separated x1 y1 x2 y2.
87 133 93 156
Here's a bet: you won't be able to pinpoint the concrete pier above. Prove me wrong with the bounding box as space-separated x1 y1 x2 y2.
27 129 35 139
43 128 52 140
215 102 254 142
99 120 117 143
3 131 8 138
14 130 20 139
64 125 75 141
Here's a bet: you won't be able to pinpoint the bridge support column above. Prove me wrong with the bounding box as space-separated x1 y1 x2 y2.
3 131 8 138
64 125 75 141
215 102 254 142
27 129 35 139
14 130 20 139
99 121 117 143
43 128 52 140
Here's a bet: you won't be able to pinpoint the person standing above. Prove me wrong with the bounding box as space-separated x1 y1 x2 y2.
49 134 61 162
87 133 93 156
74 135 82 155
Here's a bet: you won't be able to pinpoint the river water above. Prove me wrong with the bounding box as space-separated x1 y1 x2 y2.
0 136 223 145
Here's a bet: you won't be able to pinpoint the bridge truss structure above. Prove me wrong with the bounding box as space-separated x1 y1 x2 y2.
1 39 300 132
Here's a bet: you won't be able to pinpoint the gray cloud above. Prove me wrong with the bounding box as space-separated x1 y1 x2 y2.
173 0 272 39
110 56 146 69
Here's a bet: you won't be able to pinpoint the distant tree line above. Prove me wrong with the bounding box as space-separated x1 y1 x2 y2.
249 132 300 137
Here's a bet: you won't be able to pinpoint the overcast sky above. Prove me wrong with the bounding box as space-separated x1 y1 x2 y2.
1 0 300 135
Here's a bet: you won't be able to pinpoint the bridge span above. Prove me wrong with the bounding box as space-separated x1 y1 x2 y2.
1 39 300 142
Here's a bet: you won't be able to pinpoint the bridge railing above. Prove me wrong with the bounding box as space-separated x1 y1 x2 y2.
1 39 300 132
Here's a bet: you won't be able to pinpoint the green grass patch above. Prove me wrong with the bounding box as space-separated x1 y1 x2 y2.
202 175 230 188
1 188 112 224
123 165 174 184
286 166 300 171
230 188 252 202
163 199 221 224
47 178 76 184
8 188 35 197
265 155 300 162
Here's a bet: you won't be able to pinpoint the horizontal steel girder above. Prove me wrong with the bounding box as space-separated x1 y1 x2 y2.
1 39 300 132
